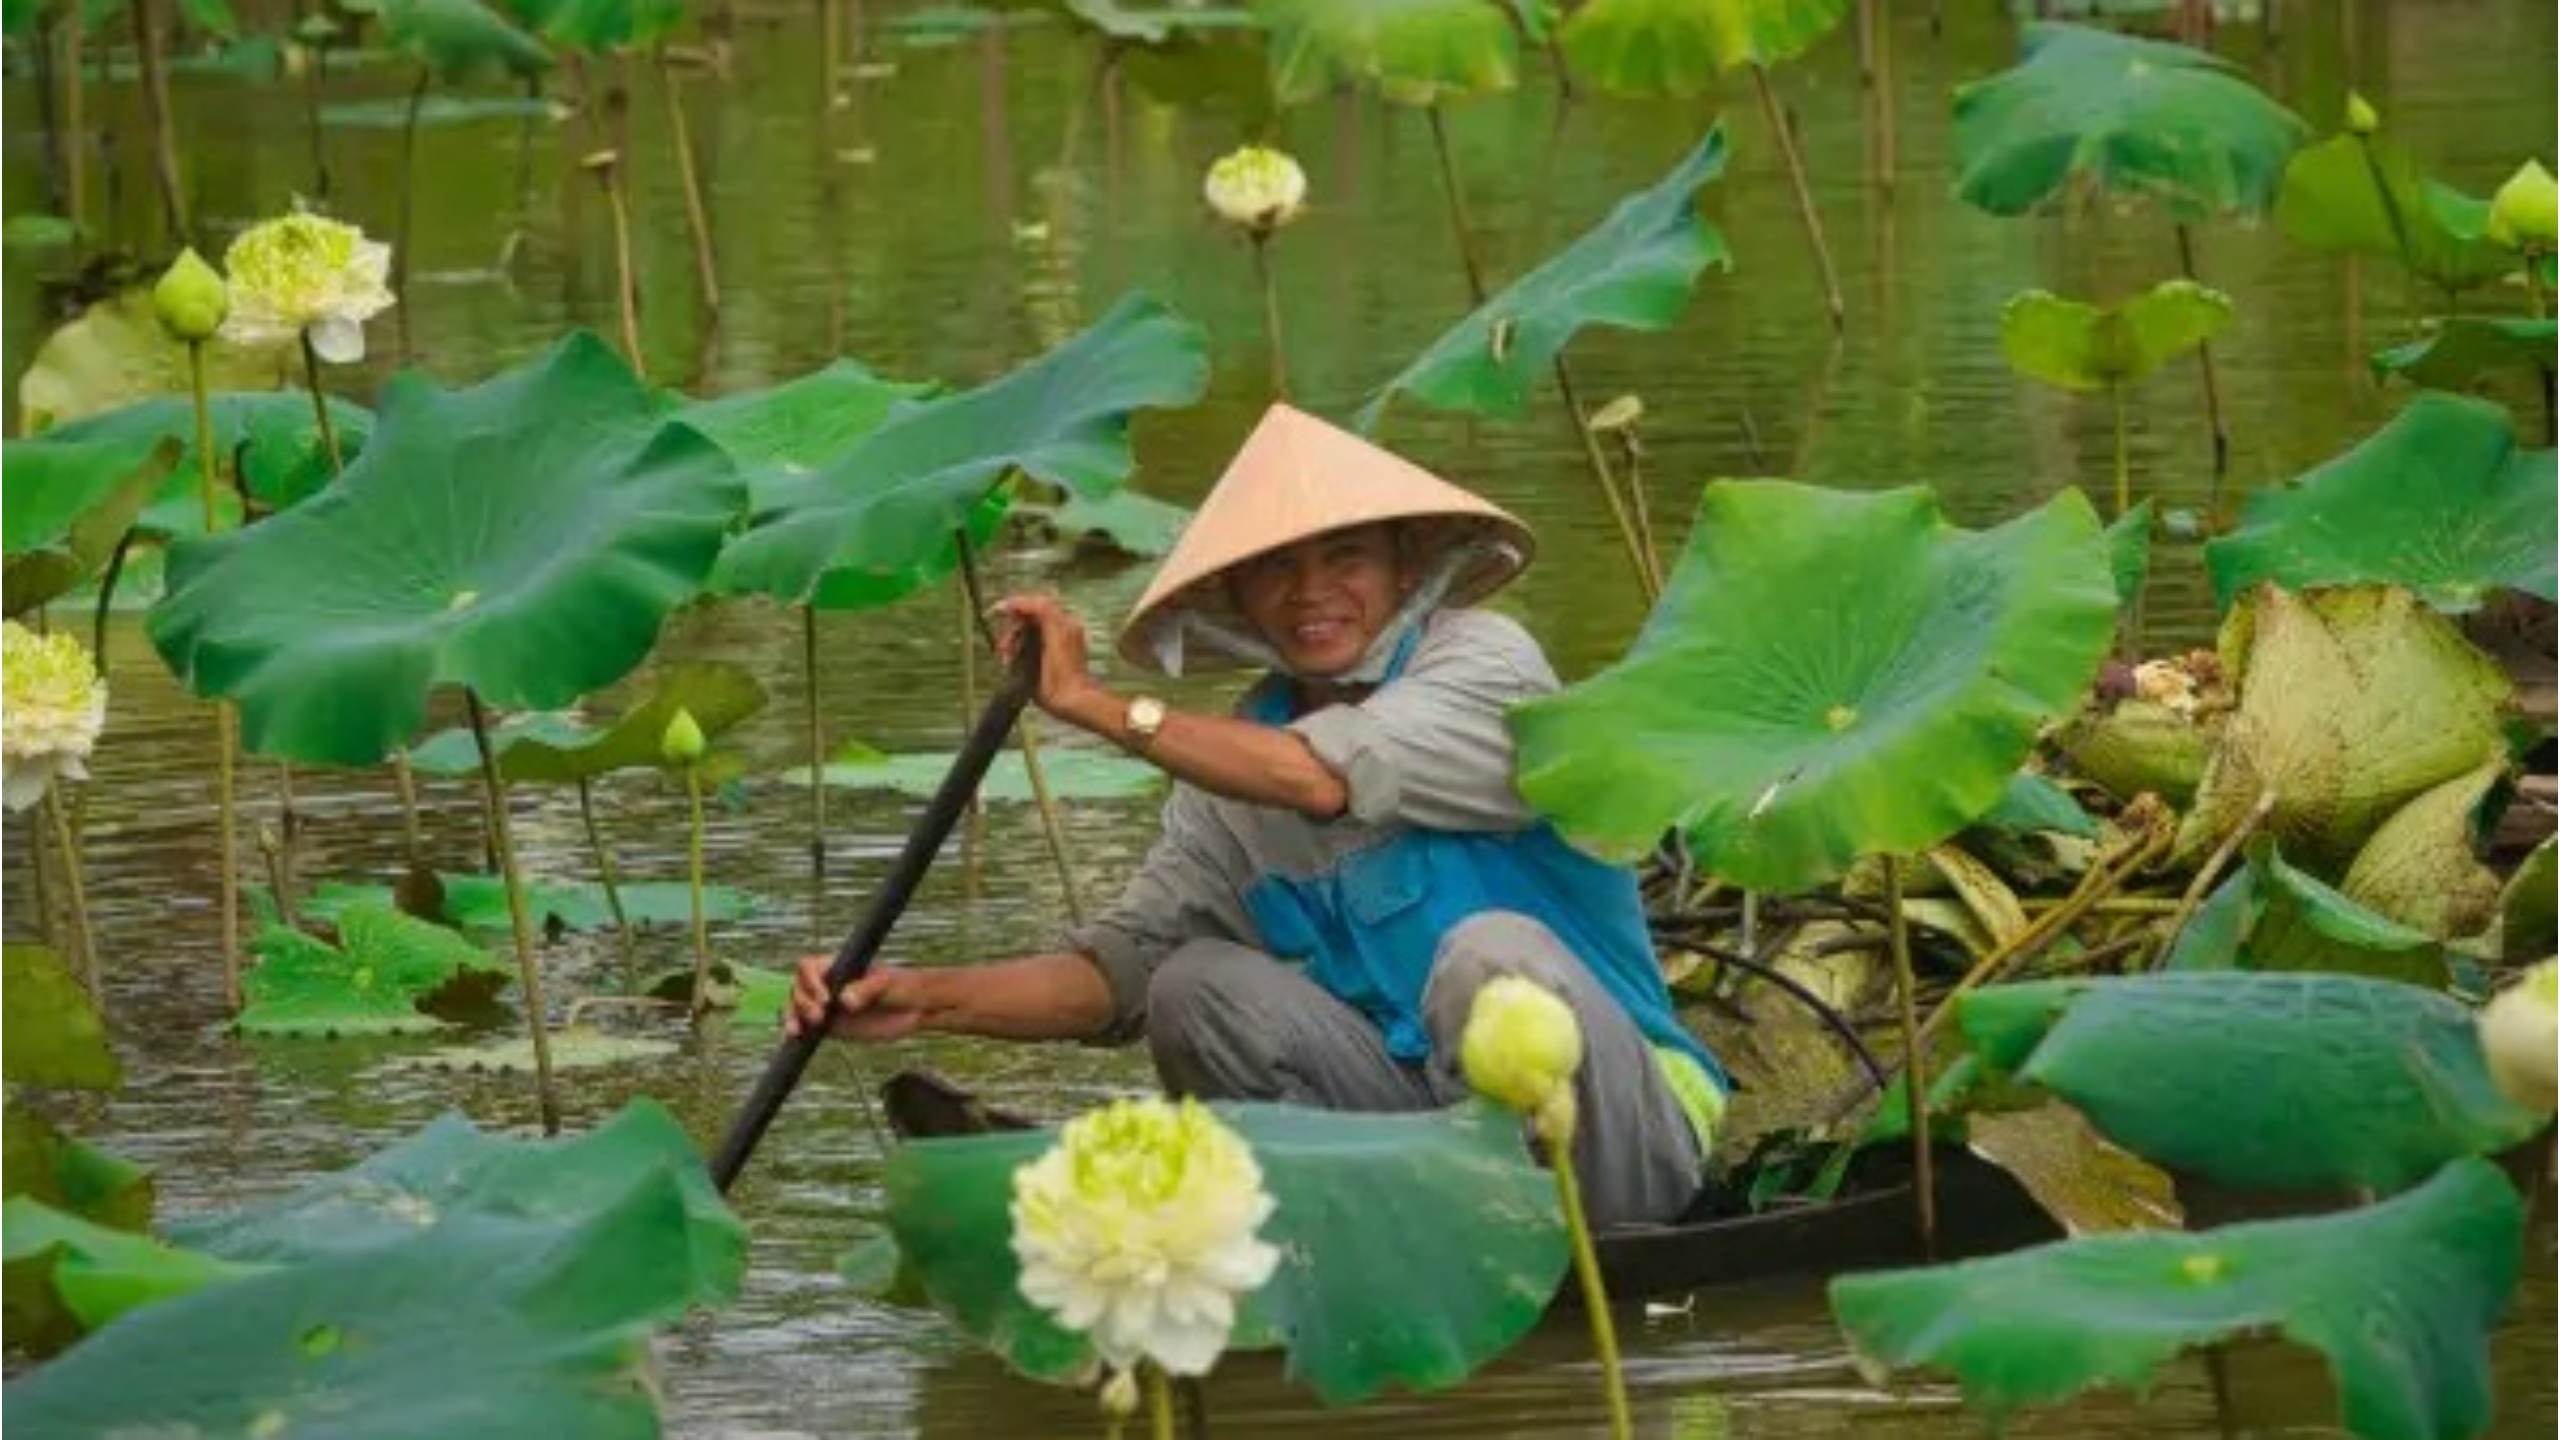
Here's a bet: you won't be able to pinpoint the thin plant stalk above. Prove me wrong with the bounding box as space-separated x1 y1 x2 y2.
603 164 645 372
394 63 430 347
684 760 712 1014
1551 1137 1633 1439
2173 223 2231 480
465 689 563 1134
1424 104 1487 302
2148 787 2275 968
1873 0 1896 195
188 339 245 1012
298 336 346 472
1250 231 1288 398
275 760 304 911
44 792 101 1005
658 48 721 308
802 605 827 925
1146 1365 1174 1440
2110 380 2130 519
1885 859 1936 1254
63 3 86 241
391 750 424 870
2525 249 2548 318
302 23 331 199
1750 63 1845 332
1550 360 1660 603
953 530 1084 924
258 822 302 930
128 0 189 243
575 775 638 976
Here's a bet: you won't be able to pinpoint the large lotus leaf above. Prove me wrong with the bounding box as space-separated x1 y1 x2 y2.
2176 586 2513 874
2372 317 2558 391
147 331 745 767
2338 758 2505 943
2 436 179 617
711 295 1205 609
1357 126 1730 430
376 0 551 78
3 1196 260 1345
33 391 377 520
2204 393 2557 613
1998 281 2233 392
1957 973 2542 1193
1512 482 2116 889
10 1164 732 1437
1258 0 1519 106
406 662 766 783
885 1099 1565 1403
1830 1157 2524 1440
237 904 511 1037
796 743 1165 803
519 0 680 52
2501 839 2556 964
2276 130 2519 293
2055 697 2211 805
1558 0 1849 94
1951 23 2306 219
2 944 119 1090
15 289 288 433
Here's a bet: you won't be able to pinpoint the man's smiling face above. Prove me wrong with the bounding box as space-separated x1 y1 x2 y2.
1227 523 1411 677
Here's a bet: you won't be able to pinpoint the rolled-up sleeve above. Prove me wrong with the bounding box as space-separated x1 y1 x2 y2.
1063 786 1250 1043
1290 610 1555 833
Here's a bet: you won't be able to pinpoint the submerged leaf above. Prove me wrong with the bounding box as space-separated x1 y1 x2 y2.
1999 281 2232 392
1512 481 2116 890
1831 1157 2524 1440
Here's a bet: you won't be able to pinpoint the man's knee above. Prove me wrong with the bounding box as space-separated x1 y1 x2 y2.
1425 910 1571 1014
1144 941 1259 1057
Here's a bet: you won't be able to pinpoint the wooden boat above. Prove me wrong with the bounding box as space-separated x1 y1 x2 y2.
878 1070 2062 1304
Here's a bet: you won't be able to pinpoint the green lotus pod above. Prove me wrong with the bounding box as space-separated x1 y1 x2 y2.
150 248 229 343
2175 586 2513 875
2343 90 2379 135
2055 700 2211 806
2338 757 2507 942
2488 159 2558 249
659 706 707 766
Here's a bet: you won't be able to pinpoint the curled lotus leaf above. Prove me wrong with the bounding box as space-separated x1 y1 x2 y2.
795 741 1165 803
2338 757 2506 944
1512 481 2117 891
147 331 746 767
2157 841 2451 987
29 390 376 520
2277 128 2520 293
2 435 180 618
2204 391 2557 613
1830 1158 2524 1440
2175 585 2513 874
1998 281 2233 392
15 288 287 433
1258 0 1520 107
1951 23 2307 220
3 1196 259 1346
405 661 767 783
1558 0 1851 96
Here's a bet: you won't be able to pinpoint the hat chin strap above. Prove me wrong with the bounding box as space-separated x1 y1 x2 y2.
1146 540 1509 682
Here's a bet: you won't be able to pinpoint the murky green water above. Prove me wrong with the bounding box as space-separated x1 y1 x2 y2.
6 0 2556 1433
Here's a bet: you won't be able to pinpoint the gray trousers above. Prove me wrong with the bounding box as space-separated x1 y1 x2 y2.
1145 910 1703 1227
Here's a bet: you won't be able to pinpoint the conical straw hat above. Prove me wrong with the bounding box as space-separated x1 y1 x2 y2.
1117 403 1535 673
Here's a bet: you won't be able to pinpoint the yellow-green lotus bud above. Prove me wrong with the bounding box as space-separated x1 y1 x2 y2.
2478 959 2555 1115
1460 976 1584 1142
2343 92 2380 136
153 247 230 343
660 707 707 766
2487 160 2558 250
1203 145 1307 234
1097 1368 1140 1420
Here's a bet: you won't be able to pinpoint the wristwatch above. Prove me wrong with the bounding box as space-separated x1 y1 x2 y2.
1125 695 1168 747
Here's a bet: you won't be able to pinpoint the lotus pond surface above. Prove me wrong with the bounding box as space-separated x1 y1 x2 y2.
3 0 2554 1433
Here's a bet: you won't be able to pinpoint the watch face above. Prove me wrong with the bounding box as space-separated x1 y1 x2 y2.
1130 697 1166 736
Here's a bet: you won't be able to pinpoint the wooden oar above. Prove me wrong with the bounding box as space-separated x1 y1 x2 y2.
711 633 1042 1193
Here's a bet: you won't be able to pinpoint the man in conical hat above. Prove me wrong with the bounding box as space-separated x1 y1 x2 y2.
788 403 1726 1225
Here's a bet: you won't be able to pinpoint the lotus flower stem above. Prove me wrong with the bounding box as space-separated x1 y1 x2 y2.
801 605 828 926
257 821 301 931
586 153 646 373
1146 1365 1174 1440
2110 381 2130 521
1603 418 1663 593
127 0 189 244
658 48 721 309
465 688 563 1135
2172 224 2230 481
43 792 101 1005
1250 232 1289 398
684 761 713 1015
954 531 1085 924
1870 0 1897 193
1551 1137 1633 1438
1884 859 1937 1254
2147 787 2275 969
1750 63 1844 333
391 749 424 870
62 4 86 242
1550 360 1661 603
1424 104 1487 303
298 336 345 474
188 339 245 1012
574 776 638 978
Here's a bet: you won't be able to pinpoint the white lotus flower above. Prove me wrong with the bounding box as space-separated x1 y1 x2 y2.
3 621 107 813
1203 146 1307 234
1010 1096 1280 1380
221 211 396 364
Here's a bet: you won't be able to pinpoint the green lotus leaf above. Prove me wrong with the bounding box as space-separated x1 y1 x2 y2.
1957 972 2542 1193
1998 281 2233 392
237 905 511 1037
884 1099 1564 1403
516 0 681 52
796 743 1165 803
2055 697 2210 805
1014 486 1193 559
2204 392 2557 613
2 1104 152 1231
3 1196 261 1345
254 872 760 933
676 359 939 504
711 294 1205 609
12 1152 738 1436
1061 0 1255 43
1359 126 1729 430
2104 498 2152 610
3 212 78 248
2176 586 2514 874
319 92 567 126
176 0 239 38
2371 316 2558 391
1559 0 1848 96
407 662 767 783
18 391 374 553
1258 0 1519 106
2159 866 2256 972
1951 23 2306 219
15 289 289 433
2242 841 2450 987
2500 838 2556 964
147 331 746 767
2 944 119 1090
1512 481 2116 890
1829 1157 2524 1440
375 0 552 79
2 435 179 617
2276 129 2519 293
2338 757 2505 943
1975 772 2100 840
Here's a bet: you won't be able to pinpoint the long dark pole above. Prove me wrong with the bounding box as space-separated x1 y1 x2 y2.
711 633 1041 1192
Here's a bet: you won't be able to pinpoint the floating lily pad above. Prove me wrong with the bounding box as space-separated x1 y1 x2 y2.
884 1099 1565 1403
2277 128 2518 293
2205 392 2557 613
641 960 790 1023
2371 316 2558 391
515 0 681 52
711 295 1205 610
1951 23 2307 219
1358 125 1729 430
238 904 512 1037
1999 282 2233 392
4 213 78 248
1259 0 1521 106
1957 972 2542 1193
3 944 119 1090
1830 1157 2524 1440
1061 0 1255 43
319 92 567 127
798 744 1164 804
1560 0 1849 95
406 662 767 782
399 1025 678 1073
258 872 763 934
148 331 745 767
1512 481 2116 890
1014 487 1192 559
